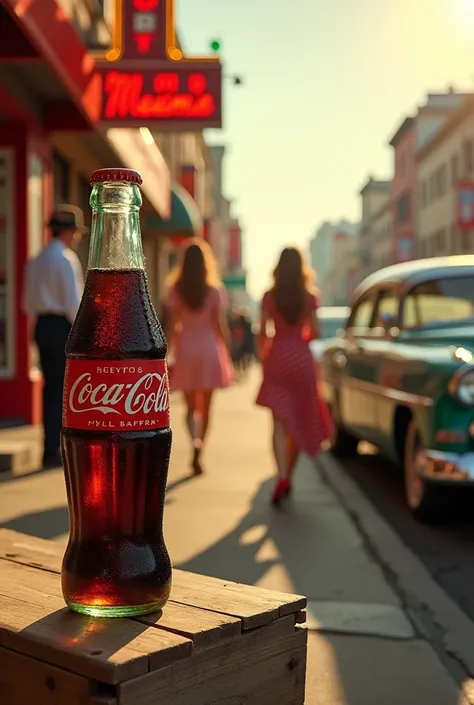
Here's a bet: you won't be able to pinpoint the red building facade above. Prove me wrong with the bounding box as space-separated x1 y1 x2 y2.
0 0 170 424
0 0 104 424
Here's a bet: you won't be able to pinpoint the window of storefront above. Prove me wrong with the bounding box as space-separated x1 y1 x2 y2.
0 149 14 378
53 151 70 204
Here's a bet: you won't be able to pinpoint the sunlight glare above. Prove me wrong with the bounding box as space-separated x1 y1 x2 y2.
456 0 474 23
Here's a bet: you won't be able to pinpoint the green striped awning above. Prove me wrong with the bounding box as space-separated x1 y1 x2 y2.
144 183 203 238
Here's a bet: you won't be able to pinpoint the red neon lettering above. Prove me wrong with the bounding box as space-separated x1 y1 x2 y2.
134 32 156 53
188 73 206 96
134 0 159 10
103 72 216 120
154 72 179 93
104 72 143 119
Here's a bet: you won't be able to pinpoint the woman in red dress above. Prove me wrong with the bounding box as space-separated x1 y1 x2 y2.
256 247 332 505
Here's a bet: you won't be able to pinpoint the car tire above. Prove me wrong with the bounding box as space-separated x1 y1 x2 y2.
403 418 456 524
329 406 359 457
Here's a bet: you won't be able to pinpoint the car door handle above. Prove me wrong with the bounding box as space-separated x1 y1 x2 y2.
334 352 346 368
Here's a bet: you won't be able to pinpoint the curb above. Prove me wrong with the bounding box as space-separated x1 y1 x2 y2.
315 452 474 696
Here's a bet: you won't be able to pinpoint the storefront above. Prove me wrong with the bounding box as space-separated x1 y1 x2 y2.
0 0 172 424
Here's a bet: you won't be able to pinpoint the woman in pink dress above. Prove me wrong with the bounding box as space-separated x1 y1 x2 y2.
256 247 332 505
166 238 233 474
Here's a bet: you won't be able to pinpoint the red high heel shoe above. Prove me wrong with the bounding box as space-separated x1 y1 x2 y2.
271 478 292 506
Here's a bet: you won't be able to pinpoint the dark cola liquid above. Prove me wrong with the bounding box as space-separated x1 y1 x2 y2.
61 269 172 617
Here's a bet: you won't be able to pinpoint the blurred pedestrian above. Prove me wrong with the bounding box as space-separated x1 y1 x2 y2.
256 246 332 505
165 238 233 474
239 307 255 371
22 205 87 469
228 308 246 375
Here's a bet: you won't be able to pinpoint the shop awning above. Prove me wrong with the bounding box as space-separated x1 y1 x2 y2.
144 184 203 238
223 273 247 290
2 0 100 128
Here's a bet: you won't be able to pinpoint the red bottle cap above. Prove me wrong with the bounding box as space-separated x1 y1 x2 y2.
90 168 143 186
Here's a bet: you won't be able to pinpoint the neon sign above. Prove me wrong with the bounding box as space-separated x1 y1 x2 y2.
94 0 221 64
123 0 163 60
97 63 222 128
93 0 222 128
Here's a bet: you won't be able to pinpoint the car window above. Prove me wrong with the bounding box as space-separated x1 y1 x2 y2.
347 295 376 334
403 276 474 328
373 290 399 330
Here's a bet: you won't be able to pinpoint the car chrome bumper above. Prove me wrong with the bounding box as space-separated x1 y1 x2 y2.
415 450 474 483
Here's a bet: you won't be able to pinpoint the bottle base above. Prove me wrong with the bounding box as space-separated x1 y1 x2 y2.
66 599 168 618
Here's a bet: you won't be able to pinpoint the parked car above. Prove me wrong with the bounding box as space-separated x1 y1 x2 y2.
319 256 474 523
310 306 350 360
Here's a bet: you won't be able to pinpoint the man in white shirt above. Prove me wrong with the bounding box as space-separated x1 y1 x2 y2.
23 205 87 468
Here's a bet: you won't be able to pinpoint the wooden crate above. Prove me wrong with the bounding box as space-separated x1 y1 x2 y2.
0 529 307 705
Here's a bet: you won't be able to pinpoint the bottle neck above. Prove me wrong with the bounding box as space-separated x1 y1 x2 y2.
88 181 145 270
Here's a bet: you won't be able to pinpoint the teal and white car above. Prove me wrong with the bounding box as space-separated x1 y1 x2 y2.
320 256 474 523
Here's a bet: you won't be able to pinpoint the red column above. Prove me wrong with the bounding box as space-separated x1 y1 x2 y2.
0 124 51 423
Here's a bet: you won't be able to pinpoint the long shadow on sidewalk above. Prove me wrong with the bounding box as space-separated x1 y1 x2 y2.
0 472 200 540
175 477 464 705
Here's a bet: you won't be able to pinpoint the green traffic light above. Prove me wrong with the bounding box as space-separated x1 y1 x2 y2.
210 39 221 52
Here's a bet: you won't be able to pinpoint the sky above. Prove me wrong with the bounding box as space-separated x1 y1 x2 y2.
177 0 474 300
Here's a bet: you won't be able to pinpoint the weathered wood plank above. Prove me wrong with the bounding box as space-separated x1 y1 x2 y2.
0 561 193 684
0 529 63 572
119 619 308 705
136 602 242 651
0 530 306 628
169 570 306 628
0 645 117 705
0 531 245 648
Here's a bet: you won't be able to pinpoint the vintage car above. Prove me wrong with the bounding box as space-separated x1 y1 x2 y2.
320 256 474 523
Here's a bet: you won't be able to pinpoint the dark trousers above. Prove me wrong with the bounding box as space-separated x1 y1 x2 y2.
35 315 71 459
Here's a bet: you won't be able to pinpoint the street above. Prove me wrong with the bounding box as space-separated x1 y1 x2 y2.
1 369 473 703
343 445 474 624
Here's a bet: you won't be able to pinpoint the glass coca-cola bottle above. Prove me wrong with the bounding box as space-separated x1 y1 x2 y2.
61 168 172 617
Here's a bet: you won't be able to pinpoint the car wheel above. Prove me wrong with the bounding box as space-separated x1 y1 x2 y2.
329 406 359 457
403 418 456 524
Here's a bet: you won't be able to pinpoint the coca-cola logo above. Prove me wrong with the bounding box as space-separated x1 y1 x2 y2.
63 360 170 431
69 371 169 416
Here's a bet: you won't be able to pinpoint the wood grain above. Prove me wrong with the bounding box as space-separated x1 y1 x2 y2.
136 602 242 651
0 530 306 628
169 570 306 629
0 530 308 703
119 619 308 705
0 561 192 684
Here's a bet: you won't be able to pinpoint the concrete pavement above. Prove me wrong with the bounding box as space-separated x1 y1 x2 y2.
0 368 472 703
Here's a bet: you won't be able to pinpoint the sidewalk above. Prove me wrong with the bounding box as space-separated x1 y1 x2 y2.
0 369 471 703
165 368 468 705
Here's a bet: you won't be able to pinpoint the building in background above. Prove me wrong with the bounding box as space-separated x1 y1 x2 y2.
208 145 249 309
417 95 474 258
389 117 417 264
358 178 391 281
324 230 360 306
388 90 470 267
309 220 358 304
371 197 393 271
